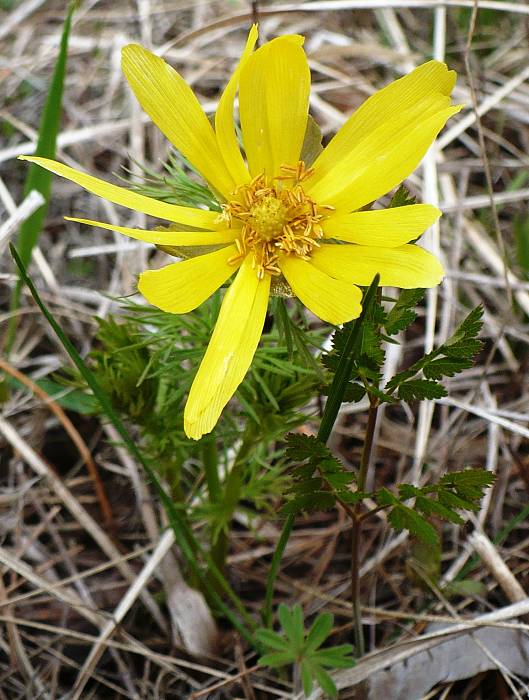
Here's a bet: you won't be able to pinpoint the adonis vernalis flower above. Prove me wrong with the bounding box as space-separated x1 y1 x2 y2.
20 26 461 440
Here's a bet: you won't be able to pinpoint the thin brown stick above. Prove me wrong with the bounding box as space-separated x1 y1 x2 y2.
464 0 513 310
189 664 260 699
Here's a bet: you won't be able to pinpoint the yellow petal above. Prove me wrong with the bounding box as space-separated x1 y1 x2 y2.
279 254 362 325
184 256 270 440
306 59 461 210
138 244 238 314
215 25 258 185
19 156 221 229
323 203 441 247
310 61 455 181
122 44 235 198
311 243 445 288
309 104 461 211
239 35 310 178
65 217 238 246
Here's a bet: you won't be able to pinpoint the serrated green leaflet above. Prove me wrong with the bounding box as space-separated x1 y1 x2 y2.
389 184 417 208
385 288 425 335
389 503 439 548
398 379 447 401
282 432 359 516
375 469 495 548
386 305 483 398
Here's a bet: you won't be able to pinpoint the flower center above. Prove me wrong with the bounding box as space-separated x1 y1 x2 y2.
220 161 334 279
249 196 288 241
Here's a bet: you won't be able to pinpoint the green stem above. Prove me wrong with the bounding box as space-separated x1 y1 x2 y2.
263 276 380 629
203 439 221 504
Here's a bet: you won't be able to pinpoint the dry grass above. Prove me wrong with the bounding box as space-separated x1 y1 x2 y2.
2 0 529 697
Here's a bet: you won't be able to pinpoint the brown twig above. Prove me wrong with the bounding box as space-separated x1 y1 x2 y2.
189 663 260 699
464 0 513 310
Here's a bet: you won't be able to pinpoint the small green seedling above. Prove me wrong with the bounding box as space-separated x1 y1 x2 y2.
256 604 355 698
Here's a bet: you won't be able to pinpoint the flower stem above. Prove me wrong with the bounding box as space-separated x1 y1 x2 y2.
263 512 295 627
263 275 380 629
351 396 379 656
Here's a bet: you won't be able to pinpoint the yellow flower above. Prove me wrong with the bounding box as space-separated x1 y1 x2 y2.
20 26 461 440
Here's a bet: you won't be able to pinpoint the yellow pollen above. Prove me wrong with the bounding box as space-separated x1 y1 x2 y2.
221 161 334 279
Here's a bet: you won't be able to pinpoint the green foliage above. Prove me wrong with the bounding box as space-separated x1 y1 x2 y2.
60 295 325 531
313 277 382 448
322 278 468 409
5 376 98 414
375 469 495 546
321 199 482 408
272 297 323 372
443 305 484 354
282 434 364 515
323 298 386 374
87 318 158 420
256 604 355 698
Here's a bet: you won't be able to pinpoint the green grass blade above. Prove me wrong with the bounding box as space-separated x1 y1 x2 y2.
515 214 529 280
318 275 380 444
17 1 75 266
8 1 76 347
5 375 98 414
9 243 254 641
